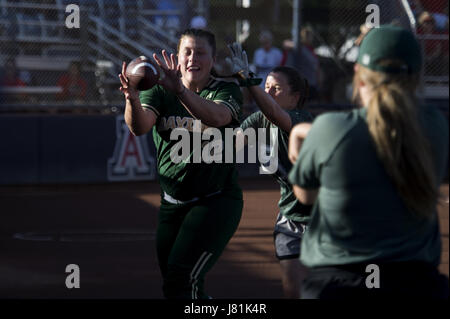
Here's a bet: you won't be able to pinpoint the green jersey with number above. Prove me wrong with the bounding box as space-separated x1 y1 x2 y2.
241 109 313 222
139 78 243 201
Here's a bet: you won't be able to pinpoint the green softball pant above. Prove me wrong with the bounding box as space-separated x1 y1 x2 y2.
156 191 243 299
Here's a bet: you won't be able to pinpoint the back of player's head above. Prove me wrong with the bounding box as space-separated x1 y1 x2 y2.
354 25 422 103
354 26 437 219
357 25 422 75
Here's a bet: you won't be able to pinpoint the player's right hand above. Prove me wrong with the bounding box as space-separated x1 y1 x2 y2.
119 62 139 102
288 123 312 164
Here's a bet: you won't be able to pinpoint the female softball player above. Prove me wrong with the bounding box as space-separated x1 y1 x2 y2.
119 28 243 299
288 25 449 299
227 43 313 298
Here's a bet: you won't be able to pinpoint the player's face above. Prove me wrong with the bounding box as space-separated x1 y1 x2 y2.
265 72 299 110
178 36 215 85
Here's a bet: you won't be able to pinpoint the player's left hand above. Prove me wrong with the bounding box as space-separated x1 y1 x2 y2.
225 42 250 79
153 50 184 95
226 42 262 87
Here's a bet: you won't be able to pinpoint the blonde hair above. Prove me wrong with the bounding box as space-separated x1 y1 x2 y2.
353 63 438 218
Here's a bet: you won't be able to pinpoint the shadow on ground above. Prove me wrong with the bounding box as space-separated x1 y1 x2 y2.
1 178 446 299
0 178 283 299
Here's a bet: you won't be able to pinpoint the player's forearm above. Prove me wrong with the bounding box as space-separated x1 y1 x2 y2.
292 123 311 139
248 85 292 132
124 98 154 136
177 88 232 127
288 123 312 163
293 185 318 205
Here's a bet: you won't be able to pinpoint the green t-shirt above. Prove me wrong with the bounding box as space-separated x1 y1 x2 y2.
241 109 313 222
288 106 449 268
140 78 243 201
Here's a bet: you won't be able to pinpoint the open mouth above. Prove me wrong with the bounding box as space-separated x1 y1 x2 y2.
187 66 200 72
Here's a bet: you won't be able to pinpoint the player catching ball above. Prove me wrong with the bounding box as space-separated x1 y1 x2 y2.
288 25 449 299
119 28 243 299
227 43 313 298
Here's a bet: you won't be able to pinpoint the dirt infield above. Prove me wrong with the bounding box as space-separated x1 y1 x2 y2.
0 177 448 299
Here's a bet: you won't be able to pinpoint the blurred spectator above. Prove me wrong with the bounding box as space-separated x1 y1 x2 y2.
190 15 207 30
153 0 180 35
57 61 87 103
421 1 449 30
336 24 374 103
432 12 449 30
354 24 372 46
282 26 321 100
417 11 444 75
339 24 372 63
253 30 283 88
442 16 449 74
0 58 27 103
421 0 448 14
408 0 424 18
0 58 26 87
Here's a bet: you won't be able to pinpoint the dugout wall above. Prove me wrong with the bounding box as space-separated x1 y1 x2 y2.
0 112 265 185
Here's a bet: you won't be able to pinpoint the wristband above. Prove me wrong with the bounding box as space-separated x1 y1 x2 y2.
238 77 263 87
236 72 262 87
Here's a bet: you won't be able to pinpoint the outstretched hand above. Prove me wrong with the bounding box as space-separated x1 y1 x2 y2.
225 42 250 79
226 42 262 87
118 61 139 102
152 50 184 94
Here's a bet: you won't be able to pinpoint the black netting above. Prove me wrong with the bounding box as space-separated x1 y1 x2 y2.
0 0 448 112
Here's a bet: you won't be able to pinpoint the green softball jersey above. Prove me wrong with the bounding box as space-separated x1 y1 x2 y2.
140 78 243 201
288 106 449 268
241 109 313 222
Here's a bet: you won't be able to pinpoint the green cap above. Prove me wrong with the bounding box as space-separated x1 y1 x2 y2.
357 25 422 74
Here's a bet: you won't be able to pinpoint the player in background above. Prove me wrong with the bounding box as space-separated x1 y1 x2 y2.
227 43 313 298
119 28 243 299
288 25 449 299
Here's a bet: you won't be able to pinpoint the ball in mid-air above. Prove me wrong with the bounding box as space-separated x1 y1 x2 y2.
126 56 159 91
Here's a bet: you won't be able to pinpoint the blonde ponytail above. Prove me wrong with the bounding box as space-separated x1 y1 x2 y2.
355 64 438 218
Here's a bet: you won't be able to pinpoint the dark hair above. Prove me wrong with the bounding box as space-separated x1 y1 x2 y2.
270 66 309 108
177 28 216 57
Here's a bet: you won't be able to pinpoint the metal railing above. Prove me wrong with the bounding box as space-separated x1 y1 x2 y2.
0 0 187 107
138 16 179 52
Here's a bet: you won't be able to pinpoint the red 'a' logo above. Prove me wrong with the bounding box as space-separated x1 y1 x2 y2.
107 115 156 181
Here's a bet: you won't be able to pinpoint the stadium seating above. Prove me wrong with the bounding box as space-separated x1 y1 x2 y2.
0 0 186 105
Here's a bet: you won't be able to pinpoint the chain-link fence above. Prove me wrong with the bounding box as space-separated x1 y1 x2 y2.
0 0 448 113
